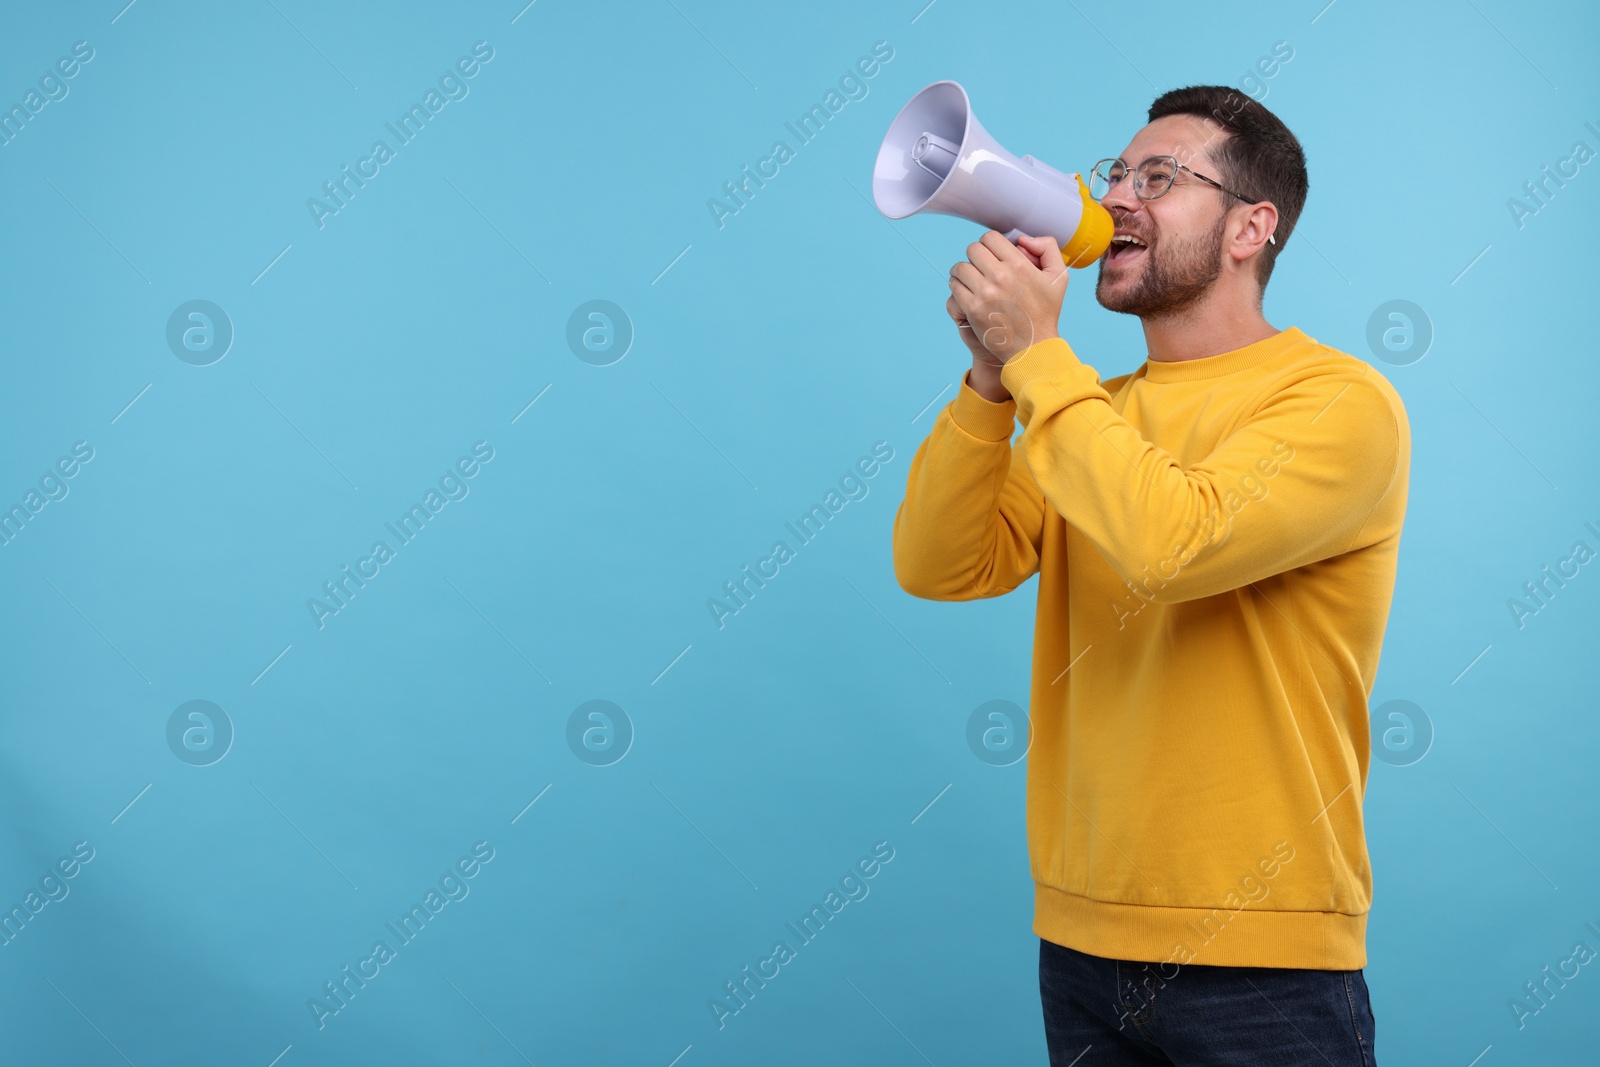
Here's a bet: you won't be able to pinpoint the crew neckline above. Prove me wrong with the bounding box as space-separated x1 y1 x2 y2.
1139 326 1312 383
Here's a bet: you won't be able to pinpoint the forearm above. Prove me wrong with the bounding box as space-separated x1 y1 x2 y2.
892 369 1044 600
997 337 1404 604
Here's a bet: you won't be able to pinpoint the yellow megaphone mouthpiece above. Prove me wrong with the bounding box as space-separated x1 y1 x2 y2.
1062 175 1115 268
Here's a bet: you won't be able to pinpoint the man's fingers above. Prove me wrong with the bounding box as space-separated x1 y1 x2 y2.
1017 233 1071 290
948 260 981 293
964 237 1001 274
945 294 971 327
1038 235 1066 277
979 229 1024 264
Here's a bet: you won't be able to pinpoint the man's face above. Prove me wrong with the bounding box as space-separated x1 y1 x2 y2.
1094 114 1234 319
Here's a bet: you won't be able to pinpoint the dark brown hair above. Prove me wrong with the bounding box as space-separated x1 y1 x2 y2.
1147 86 1308 291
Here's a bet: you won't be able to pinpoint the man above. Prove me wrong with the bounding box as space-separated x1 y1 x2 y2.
893 85 1407 1065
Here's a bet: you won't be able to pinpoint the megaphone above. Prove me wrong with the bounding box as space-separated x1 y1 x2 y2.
872 80 1113 268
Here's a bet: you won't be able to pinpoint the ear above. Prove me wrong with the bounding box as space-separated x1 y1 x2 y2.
1231 200 1279 263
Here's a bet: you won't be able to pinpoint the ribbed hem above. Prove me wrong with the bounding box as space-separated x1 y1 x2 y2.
1034 881 1368 970
948 370 1017 442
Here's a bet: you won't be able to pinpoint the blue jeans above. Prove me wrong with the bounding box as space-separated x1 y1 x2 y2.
1039 937 1377 1065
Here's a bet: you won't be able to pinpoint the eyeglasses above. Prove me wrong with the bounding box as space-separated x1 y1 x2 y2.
1089 155 1276 244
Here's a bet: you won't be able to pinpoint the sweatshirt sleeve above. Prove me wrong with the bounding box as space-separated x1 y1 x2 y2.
892 370 1049 601
999 336 1403 605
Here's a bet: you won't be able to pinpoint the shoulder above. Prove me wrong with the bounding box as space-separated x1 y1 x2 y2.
1261 331 1412 492
1274 329 1409 430
1102 368 1142 397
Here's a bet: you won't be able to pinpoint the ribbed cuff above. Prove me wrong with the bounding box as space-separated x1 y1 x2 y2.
999 336 1111 429
948 370 1017 442
999 335 1081 396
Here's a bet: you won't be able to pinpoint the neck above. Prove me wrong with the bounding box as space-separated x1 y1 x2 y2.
1140 287 1279 362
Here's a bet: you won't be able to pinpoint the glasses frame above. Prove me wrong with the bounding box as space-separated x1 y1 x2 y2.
1091 155 1276 245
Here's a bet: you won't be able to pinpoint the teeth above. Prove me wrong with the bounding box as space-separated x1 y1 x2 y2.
1112 234 1146 247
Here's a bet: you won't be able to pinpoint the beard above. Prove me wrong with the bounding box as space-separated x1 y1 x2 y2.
1095 211 1228 319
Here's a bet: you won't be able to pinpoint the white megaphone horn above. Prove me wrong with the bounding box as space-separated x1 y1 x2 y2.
872 80 1114 268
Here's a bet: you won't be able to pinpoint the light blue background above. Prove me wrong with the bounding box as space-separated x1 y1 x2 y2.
1 1 1597 1064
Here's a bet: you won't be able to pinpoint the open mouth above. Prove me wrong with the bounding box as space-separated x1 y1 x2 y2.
1104 232 1148 267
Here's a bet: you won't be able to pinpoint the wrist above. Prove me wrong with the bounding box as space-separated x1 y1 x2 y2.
966 360 1012 403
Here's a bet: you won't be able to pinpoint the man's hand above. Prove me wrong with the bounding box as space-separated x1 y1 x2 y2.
945 294 1003 366
947 231 1069 365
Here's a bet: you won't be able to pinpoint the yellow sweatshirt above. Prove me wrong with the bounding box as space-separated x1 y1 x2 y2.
893 326 1409 970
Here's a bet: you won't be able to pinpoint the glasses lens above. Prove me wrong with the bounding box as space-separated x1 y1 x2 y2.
1089 160 1125 199
1136 157 1177 200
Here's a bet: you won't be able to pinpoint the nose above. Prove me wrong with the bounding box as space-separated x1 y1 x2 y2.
1100 195 1142 239
1098 171 1140 217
